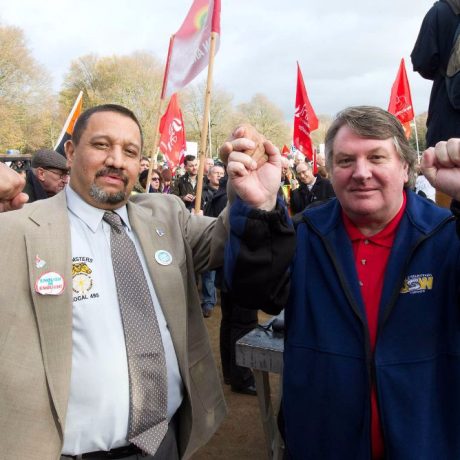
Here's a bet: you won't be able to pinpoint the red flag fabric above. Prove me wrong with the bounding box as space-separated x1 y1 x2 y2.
312 147 318 175
293 63 318 161
159 94 187 168
54 91 83 156
281 144 290 157
162 0 221 98
388 58 414 138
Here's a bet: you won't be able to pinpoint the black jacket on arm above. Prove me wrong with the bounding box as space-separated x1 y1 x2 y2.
411 0 460 146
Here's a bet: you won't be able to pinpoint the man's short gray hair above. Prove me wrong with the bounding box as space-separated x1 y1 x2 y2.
324 106 417 188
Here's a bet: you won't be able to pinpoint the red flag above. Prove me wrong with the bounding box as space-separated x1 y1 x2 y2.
281 144 290 157
54 91 83 156
388 58 414 138
312 147 318 175
159 94 187 168
293 62 318 161
162 0 221 98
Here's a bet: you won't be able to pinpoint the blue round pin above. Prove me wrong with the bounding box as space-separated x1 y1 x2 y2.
155 250 172 266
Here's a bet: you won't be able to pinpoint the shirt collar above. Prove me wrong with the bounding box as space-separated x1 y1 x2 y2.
342 191 406 248
65 185 131 233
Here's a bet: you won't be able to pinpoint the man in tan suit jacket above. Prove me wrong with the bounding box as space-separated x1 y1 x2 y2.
0 105 227 460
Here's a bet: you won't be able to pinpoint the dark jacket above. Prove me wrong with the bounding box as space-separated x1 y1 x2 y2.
22 170 48 203
290 175 335 215
171 173 197 210
207 176 228 218
225 192 460 459
411 0 460 146
202 183 219 216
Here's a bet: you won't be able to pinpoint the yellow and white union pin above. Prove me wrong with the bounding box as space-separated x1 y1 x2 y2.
155 250 172 266
35 271 65 295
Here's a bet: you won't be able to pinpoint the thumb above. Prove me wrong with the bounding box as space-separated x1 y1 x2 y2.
264 141 281 166
421 148 437 188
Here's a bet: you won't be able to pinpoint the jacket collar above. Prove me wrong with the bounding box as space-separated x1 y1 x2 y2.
303 190 452 237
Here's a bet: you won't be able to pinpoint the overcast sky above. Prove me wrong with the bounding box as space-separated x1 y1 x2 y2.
0 0 435 119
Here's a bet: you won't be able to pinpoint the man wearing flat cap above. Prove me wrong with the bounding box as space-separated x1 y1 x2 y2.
23 148 70 202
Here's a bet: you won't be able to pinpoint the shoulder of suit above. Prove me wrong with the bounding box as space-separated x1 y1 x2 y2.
130 192 184 211
0 192 66 236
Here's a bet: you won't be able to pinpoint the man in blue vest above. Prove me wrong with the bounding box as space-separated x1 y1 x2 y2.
221 106 460 459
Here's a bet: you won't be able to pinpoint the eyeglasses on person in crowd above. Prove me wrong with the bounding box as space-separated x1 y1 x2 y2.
44 168 69 180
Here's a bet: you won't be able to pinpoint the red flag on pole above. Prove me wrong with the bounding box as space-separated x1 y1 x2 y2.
388 58 414 139
293 62 318 161
281 145 290 157
162 0 221 98
54 91 83 156
159 94 187 168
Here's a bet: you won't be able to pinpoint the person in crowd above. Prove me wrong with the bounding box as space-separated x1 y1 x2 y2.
280 157 292 186
293 151 304 168
23 148 69 202
203 157 214 185
315 151 329 178
412 0 460 148
200 164 225 318
171 155 198 211
0 104 226 460
220 106 460 459
290 160 335 215
140 156 151 173
132 156 151 193
161 168 173 194
0 162 28 212
139 169 163 193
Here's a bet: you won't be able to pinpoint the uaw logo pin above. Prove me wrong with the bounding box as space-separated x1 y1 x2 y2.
155 250 172 266
156 228 165 237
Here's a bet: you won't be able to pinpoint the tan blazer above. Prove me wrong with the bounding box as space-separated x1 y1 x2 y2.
0 191 227 460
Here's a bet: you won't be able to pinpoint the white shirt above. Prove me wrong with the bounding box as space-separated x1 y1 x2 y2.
62 185 183 455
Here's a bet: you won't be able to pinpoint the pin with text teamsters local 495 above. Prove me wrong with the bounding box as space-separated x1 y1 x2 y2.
35 271 65 296
155 250 172 266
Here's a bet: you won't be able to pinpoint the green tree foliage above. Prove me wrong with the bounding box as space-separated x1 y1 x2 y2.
181 83 239 157
60 52 164 152
0 24 57 153
236 93 291 149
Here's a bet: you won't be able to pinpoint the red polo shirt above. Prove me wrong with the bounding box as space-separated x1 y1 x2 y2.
342 192 406 460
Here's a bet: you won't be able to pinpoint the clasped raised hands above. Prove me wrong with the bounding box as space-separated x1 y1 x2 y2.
219 125 281 211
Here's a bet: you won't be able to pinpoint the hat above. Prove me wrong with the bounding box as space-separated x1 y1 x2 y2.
32 149 69 172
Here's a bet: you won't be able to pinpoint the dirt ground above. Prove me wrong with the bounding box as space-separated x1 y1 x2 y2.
191 304 279 460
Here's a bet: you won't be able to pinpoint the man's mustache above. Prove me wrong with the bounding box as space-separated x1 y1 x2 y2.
95 167 128 185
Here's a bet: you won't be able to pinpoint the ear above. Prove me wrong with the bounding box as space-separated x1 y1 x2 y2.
64 140 75 169
36 168 46 182
403 161 409 184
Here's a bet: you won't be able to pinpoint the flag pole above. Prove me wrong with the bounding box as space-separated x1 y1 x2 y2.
194 30 218 213
146 35 174 192
208 110 212 157
413 117 421 162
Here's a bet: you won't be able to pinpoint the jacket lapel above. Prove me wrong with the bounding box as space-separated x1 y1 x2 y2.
127 202 187 373
25 192 73 431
